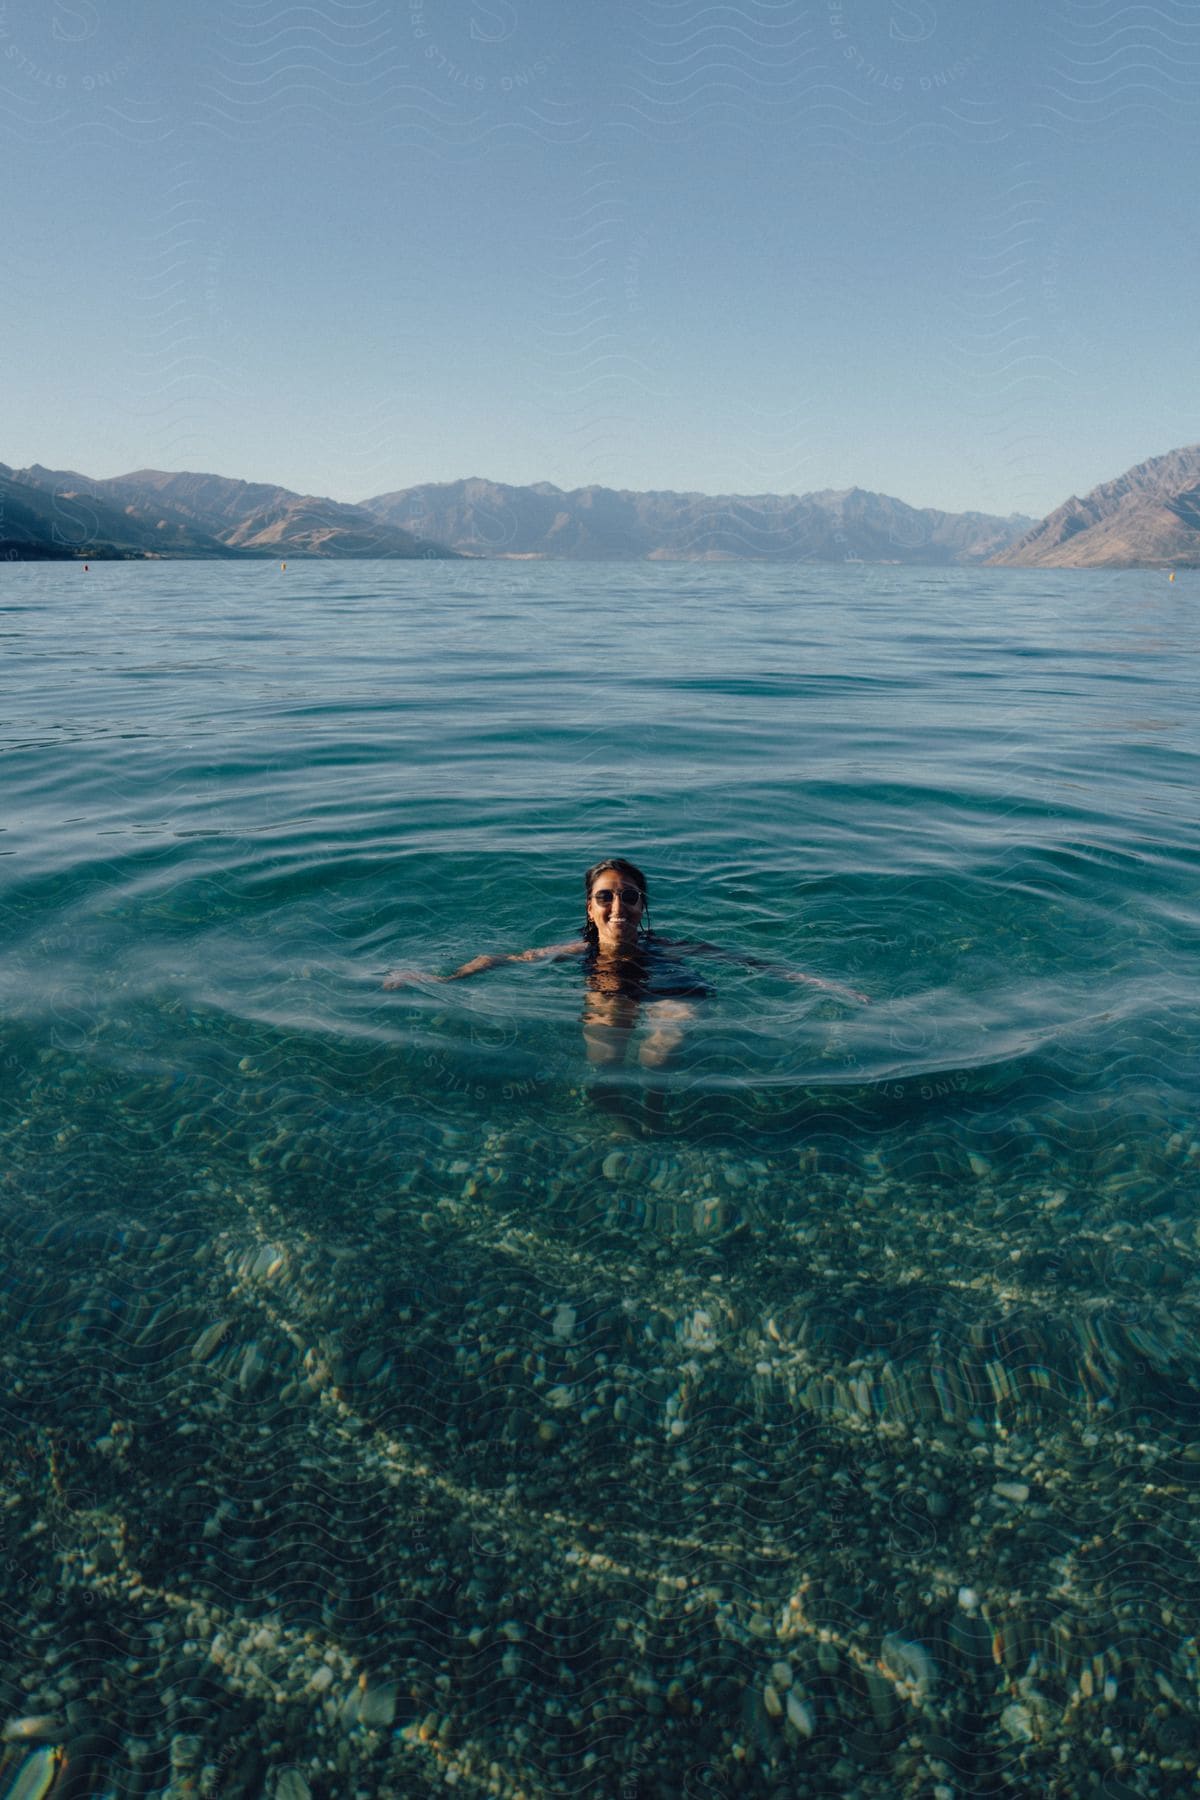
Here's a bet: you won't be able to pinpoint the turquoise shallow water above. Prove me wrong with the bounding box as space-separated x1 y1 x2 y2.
4 560 1197 1126
2 559 1200 1796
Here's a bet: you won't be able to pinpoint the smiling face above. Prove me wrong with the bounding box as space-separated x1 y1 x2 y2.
586 866 646 954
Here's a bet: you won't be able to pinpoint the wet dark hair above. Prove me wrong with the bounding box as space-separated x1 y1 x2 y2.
581 857 650 949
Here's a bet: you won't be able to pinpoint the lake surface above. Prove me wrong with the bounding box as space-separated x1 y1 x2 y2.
1 560 1198 1797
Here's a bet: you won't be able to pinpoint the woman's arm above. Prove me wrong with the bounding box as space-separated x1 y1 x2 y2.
780 969 870 1004
383 941 585 989
665 936 870 1005
449 941 585 979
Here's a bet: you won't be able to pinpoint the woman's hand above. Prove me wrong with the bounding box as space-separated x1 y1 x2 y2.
383 969 441 990
785 971 870 1005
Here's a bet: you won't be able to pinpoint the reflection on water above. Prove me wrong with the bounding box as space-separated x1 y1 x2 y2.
1 562 1199 1795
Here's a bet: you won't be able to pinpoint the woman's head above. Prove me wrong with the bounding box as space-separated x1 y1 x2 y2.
582 857 649 952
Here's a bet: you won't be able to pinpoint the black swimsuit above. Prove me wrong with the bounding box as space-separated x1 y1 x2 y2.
583 936 712 1002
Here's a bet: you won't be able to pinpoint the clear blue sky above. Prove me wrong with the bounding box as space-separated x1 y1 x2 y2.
2 0 1197 517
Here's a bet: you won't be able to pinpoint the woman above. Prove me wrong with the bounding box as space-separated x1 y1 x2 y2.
384 857 868 1069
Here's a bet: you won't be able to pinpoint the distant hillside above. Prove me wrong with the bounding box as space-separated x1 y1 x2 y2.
1 462 179 559
991 445 1200 567
362 477 1035 564
107 468 456 558
4 465 458 560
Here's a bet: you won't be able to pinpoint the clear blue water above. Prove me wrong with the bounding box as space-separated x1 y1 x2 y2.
2 560 1199 1796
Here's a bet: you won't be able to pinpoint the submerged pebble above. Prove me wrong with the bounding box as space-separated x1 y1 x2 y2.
786 1692 815 1737
0 1748 60 1799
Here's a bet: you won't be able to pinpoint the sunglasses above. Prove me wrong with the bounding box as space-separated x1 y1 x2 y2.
592 885 644 907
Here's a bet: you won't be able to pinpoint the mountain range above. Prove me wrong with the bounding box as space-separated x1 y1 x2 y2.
361 479 1033 564
0 464 456 561
2 446 1198 566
